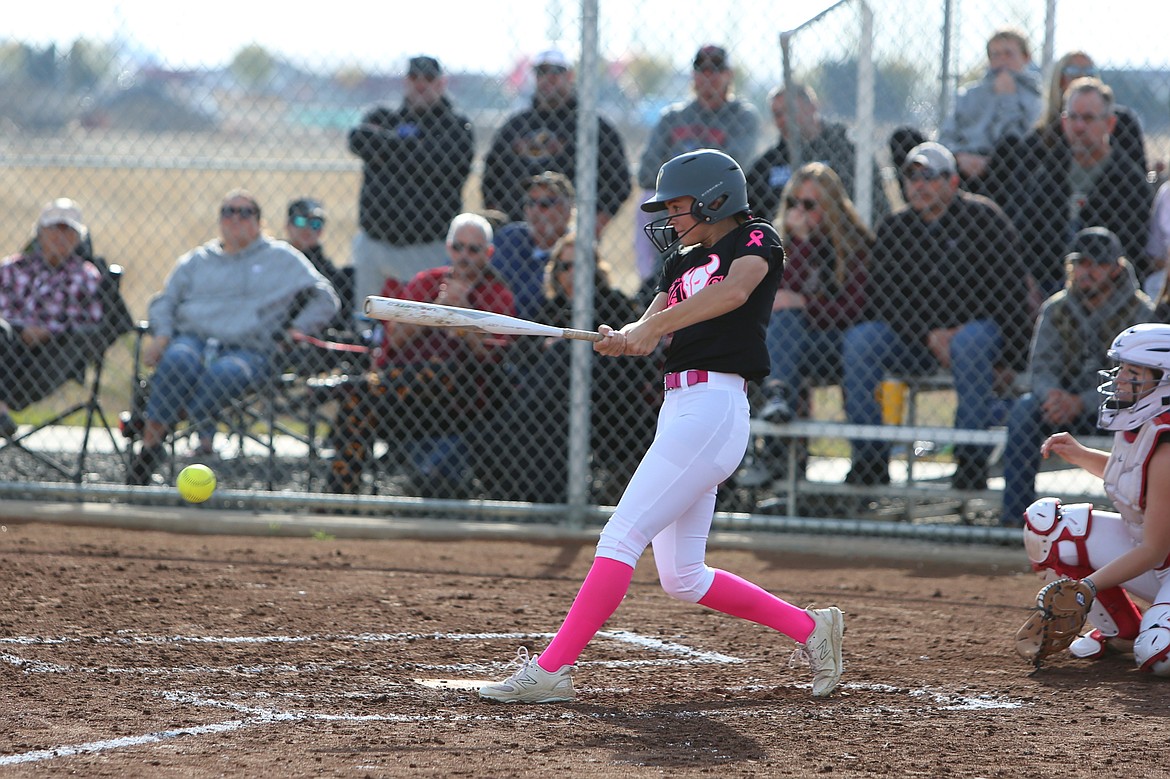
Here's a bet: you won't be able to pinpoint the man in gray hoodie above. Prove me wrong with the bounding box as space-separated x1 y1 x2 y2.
939 28 1042 189
126 189 339 485
1000 227 1154 526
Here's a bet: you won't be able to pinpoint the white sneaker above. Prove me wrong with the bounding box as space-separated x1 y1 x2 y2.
790 606 845 697
1069 629 1107 659
478 647 575 704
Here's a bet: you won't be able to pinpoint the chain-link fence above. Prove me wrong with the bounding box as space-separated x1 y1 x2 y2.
1 0 1167 529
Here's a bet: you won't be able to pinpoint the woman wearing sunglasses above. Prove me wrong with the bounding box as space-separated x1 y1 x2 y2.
748 163 874 483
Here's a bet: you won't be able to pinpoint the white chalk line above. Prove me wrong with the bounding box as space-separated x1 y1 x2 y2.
1 630 1024 767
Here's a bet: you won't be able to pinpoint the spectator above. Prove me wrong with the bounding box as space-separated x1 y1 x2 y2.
348 55 474 319
749 163 874 483
841 142 1030 489
987 78 1152 299
126 190 339 485
476 232 658 503
1029 51 1147 175
0 199 103 438
284 198 353 335
1001 227 1154 527
491 172 575 320
938 28 1042 190
481 48 631 229
635 45 760 282
1142 181 1170 299
747 84 887 224
325 213 514 497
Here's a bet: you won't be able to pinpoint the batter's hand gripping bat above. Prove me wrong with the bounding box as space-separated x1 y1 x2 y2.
363 296 605 342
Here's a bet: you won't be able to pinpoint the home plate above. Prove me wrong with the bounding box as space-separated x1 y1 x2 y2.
414 678 487 691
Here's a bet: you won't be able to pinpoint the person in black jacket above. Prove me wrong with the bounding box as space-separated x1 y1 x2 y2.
985 77 1152 299
746 83 887 224
841 142 1031 490
347 55 474 320
481 48 631 231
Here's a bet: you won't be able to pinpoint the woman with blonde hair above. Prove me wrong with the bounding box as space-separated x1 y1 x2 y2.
757 162 874 427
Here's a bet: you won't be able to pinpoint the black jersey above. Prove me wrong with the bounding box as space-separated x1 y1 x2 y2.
656 218 784 381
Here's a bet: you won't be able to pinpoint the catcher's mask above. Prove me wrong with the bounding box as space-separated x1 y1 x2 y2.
1097 323 1170 431
641 149 749 254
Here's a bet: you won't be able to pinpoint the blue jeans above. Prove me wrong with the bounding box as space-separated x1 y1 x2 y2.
765 308 844 409
145 334 273 438
842 319 1003 468
1001 392 1097 526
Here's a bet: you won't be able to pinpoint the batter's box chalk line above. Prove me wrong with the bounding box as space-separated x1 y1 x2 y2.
0 629 1025 767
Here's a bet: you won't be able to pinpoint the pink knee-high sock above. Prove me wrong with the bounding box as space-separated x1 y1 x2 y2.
537 556 634 672
698 569 815 642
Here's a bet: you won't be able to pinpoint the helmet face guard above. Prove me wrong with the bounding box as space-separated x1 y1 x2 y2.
1096 324 1170 431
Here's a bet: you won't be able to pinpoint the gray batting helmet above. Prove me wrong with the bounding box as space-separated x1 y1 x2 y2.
641 149 749 221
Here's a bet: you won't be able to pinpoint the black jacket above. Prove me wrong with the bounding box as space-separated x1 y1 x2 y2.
482 97 631 222
348 97 474 245
867 192 1032 370
746 122 888 223
986 129 1152 288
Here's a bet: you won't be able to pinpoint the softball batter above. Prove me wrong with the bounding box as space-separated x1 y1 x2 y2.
479 148 845 704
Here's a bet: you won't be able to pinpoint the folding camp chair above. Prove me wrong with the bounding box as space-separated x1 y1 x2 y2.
0 257 135 482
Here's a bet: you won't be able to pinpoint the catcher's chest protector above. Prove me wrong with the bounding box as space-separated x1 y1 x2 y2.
1103 420 1170 527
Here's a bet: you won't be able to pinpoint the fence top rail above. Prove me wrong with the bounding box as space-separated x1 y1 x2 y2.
750 419 1116 450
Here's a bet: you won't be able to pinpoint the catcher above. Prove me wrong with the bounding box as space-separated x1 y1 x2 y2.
1015 323 1170 673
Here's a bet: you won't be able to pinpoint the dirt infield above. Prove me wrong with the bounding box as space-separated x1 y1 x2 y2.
2 518 1166 778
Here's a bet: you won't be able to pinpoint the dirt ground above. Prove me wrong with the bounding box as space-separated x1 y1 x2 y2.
1 518 1167 778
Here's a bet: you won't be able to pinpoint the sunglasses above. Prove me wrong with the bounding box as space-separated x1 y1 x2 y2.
450 241 486 255
525 196 562 209
291 215 324 231
220 205 259 219
694 63 727 74
534 65 568 77
903 168 945 183
1064 111 1106 124
1062 65 1097 78
554 261 574 272
785 196 819 212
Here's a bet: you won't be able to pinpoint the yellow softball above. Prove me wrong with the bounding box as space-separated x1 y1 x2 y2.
177 464 217 503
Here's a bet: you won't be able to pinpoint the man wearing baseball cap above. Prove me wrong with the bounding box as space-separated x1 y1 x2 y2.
482 46 630 228
348 54 475 322
0 198 103 438
1001 226 1154 525
841 140 1031 491
284 198 351 334
634 43 759 281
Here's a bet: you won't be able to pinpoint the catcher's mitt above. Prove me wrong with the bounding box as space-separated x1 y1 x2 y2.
1014 578 1096 667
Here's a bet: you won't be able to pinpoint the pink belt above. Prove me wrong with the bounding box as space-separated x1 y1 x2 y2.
663 370 747 392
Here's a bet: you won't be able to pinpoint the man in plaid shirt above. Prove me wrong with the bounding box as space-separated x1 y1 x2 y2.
0 198 103 437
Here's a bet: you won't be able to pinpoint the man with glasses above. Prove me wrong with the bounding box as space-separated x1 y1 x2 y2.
126 191 339 484
635 45 759 282
325 213 514 498
746 83 887 223
841 142 1031 491
987 78 1152 300
491 172 575 319
481 48 630 230
284 198 352 334
348 55 474 322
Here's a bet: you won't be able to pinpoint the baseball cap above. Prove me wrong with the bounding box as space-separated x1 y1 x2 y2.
902 141 957 177
533 48 571 71
407 56 442 78
37 198 87 236
693 45 730 70
288 198 326 221
1065 226 1123 265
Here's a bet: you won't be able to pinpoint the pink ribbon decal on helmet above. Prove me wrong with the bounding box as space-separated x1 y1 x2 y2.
746 230 764 248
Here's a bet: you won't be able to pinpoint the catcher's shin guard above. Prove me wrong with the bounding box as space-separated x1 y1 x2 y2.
1022 498 1142 641
1023 499 1094 577
1134 602 1170 675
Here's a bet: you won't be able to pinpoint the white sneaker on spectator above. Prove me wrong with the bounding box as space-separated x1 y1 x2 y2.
790 606 845 696
478 647 574 704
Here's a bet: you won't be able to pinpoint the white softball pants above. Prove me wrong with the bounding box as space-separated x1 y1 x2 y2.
596 372 750 602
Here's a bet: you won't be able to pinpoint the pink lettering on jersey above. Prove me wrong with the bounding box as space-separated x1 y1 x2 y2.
746 230 764 248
